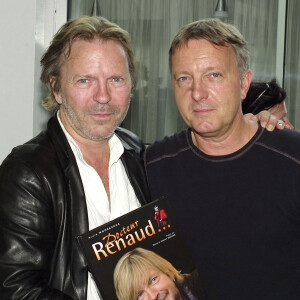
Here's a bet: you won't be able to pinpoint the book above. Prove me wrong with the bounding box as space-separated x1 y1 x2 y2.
76 197 205 300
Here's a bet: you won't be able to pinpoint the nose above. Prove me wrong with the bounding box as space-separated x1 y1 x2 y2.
93 82 111 104
143 287 158 300
191 79 208 102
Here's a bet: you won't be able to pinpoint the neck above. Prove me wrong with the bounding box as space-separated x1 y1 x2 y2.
80 139 111 208
192 118 258 156
58 110 112 205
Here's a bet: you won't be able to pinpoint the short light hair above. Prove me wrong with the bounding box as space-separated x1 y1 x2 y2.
169 18 250 78
113 248 184 300
40 16 135 111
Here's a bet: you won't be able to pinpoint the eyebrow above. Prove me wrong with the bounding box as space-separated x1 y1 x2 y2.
73 74 95 79
173 65 220 77
172 69 193 80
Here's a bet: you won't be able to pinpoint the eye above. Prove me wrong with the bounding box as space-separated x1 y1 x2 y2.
210 72 221 78
178 76 189 82
179 77 187 81
110 76 127 87
75 78 93 88
176 76 192 87
112 77 123 82
150 275 158 284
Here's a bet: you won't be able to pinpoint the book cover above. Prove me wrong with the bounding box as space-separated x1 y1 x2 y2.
76 197 205 300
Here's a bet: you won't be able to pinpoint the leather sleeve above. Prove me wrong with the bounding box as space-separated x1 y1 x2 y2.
0 153 72 300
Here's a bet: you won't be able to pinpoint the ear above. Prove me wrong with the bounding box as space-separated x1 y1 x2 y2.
240 70 252 100
50 75 63 105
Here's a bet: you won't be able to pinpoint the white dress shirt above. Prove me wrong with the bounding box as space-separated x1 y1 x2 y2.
57 113 141 299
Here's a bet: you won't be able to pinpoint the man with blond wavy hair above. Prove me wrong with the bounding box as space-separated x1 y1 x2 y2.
0 16 150 299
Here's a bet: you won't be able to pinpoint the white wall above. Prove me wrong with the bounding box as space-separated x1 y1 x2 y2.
0 0 67 164
0 1 36 163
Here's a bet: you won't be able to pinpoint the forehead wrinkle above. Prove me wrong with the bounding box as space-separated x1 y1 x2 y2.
64 43 129 81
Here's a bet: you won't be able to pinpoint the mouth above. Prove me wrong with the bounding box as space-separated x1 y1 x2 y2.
91 113 112 119
89 105 119 119
193 108 214 115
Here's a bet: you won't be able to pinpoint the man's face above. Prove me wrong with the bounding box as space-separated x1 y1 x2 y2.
137 267 181 300
171 38 251 139
53 38 131 141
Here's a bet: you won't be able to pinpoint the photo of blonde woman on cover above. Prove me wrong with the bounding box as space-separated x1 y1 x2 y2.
113 247 207 300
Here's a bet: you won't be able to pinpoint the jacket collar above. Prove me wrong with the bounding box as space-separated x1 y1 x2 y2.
46 114 88 299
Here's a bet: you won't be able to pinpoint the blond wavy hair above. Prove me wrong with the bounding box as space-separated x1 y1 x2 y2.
40 16 135 111
113 248 184 300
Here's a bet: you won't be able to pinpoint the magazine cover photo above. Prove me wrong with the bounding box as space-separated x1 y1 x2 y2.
76 197 206 300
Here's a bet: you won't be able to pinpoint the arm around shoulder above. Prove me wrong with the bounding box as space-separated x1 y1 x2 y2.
245 111 286 131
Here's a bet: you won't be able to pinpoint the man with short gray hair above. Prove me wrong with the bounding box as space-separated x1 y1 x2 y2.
145 18 300 300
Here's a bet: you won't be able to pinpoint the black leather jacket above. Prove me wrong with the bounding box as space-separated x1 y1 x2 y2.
0 115 150 299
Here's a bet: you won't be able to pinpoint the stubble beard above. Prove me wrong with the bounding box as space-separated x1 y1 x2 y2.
60 95 130 141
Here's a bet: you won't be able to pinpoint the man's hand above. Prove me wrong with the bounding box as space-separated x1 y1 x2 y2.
244 111 285 131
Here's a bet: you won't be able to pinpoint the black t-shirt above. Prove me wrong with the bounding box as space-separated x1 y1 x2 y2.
145 127 300 300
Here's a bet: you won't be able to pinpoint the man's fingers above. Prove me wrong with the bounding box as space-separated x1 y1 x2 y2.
247 110 288 131
244 113 258 121
267 114 281 131
256 110 271 128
